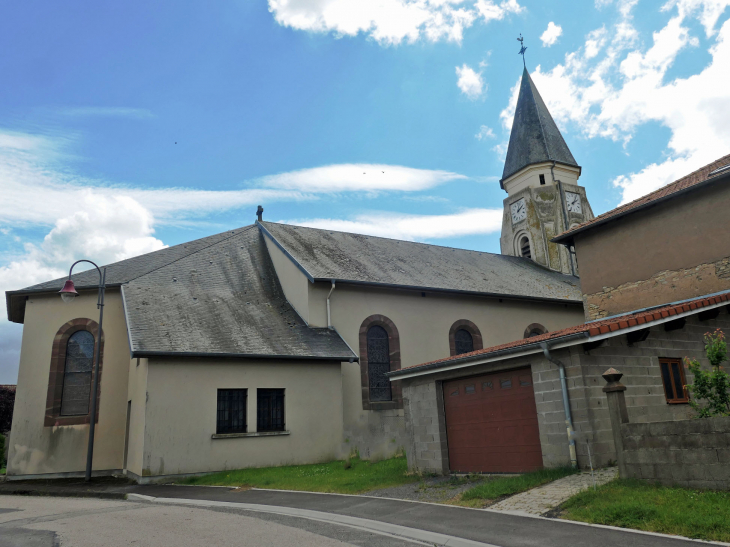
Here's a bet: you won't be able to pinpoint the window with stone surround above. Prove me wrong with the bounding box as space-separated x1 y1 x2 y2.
448 320 483 357
659 357 689 404
358 315 402 410
45 318 104 427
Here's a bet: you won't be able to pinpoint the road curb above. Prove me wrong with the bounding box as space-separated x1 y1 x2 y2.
0 488 127 500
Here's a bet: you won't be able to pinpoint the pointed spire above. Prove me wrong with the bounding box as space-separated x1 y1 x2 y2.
501 68 579 185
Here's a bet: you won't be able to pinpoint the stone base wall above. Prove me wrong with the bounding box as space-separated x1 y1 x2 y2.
584 257 730 320
619 417 730 490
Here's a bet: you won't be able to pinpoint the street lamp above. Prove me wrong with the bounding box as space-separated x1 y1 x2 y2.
58 260 107 482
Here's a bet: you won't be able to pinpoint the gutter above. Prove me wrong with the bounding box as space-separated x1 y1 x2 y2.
540 342 578 468
552 168 730 246
387 331 590 380
131 350 355 362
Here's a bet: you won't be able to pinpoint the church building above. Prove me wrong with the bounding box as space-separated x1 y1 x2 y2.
5 67 729 482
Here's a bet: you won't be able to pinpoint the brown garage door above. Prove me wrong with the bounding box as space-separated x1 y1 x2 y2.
443 367 542 473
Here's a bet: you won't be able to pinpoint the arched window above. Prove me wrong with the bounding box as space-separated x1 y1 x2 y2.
358 315 402 410
45 318 104 427
449 320 483 357
367 326 391 402
61 331 95 416
454 329 473 355
519 236 531 259
524 323 547 339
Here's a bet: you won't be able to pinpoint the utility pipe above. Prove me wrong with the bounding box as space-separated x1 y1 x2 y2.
540 342 578 468
326 280 336 329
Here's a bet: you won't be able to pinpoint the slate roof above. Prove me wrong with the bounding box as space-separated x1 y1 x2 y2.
390 289 730 378
6 226 354 361
259 221 582 302
554 153 730 245
501 68 579 184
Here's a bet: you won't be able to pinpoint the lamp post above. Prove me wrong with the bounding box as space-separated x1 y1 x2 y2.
59 260 106 482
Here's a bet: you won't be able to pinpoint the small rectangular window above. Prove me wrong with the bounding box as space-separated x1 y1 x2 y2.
465 385 476 394
519 374 532 386
659 358 688 404
217 389 247 434
539 174 546 185
257 389 285 431
500 378 512 389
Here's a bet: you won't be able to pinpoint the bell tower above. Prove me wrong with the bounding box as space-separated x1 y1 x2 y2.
499 67 594 275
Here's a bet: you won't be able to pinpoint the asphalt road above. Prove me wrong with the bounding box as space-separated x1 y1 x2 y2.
0 495 423 547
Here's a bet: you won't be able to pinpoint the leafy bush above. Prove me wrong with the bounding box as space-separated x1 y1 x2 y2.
685 329 730 418
0 433 5 470
0 386 15 432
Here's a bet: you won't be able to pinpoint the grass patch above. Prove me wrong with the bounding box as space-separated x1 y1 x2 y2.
178 455 419 494
459 466 579 506
561 479 730 542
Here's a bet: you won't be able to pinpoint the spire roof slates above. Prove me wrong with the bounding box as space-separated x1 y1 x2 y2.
501 68 579 184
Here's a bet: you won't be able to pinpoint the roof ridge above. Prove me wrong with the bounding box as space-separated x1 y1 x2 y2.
124 225 256 283
262 221 528 262
527 71 552 161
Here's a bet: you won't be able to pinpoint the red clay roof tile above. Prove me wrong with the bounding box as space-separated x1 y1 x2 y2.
395 290 730 375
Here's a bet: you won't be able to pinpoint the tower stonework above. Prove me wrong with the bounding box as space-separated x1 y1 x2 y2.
499 68 594 275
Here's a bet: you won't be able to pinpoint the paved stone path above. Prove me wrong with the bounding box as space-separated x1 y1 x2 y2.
489 467 618 516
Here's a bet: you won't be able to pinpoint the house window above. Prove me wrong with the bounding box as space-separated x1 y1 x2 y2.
659 358 688 404
367 326 392 401
539 174 546 185
257 389 285 431
454 329 474 355
60 330 95 416
520 236 531 259
448 320 483 357
358 315 402 410
217 389 247 434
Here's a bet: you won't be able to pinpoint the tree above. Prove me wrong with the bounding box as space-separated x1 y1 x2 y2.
685 329 730 418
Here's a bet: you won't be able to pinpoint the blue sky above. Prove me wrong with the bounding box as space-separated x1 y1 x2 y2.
1 0 730 382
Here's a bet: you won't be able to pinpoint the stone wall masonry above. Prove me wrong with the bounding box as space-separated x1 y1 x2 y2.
584 259 730 320
620 416 730 490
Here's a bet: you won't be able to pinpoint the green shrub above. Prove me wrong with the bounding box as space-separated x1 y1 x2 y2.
685 329 730 417
0 433 5 469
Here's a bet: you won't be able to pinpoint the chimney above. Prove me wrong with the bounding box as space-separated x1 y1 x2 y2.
256 205 264 222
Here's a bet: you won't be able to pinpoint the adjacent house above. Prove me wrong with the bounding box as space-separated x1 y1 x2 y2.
394 154 730 474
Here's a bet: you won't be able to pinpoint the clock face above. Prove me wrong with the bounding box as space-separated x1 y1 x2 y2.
566 192 582 214
510 198 527 224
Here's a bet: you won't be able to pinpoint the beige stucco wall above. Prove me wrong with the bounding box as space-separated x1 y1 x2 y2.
320 282 585 459
138 358 344 478
502 162 581 196
7 290 130 477
263 235 311 323
124 357 148 477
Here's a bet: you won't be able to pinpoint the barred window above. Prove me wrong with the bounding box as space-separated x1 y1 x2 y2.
659 358 688 404
454 329 474 355
367 325 392 402
61 330 95 416
217 389 247 434
257 389 285 432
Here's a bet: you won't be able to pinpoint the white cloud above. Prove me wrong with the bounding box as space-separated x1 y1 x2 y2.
456 64 485 99
267 0 522 45
258 163 466 193
285 208 503 241
475 125 496 140
499 0 730 203
540 22 563 47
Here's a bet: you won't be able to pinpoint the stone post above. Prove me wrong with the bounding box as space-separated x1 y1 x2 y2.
602 368 629 477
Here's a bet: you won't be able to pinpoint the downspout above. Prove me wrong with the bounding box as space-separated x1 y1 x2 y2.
551 161 577 277
326 280 336 329
540 342 578 468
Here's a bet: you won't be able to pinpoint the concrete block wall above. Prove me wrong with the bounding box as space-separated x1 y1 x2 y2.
401 379 448 474
620 416 730 490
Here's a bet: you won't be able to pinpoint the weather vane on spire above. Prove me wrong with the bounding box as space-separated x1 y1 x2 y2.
517 34 527 68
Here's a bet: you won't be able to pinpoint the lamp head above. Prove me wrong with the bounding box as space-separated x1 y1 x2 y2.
59 279 79 303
